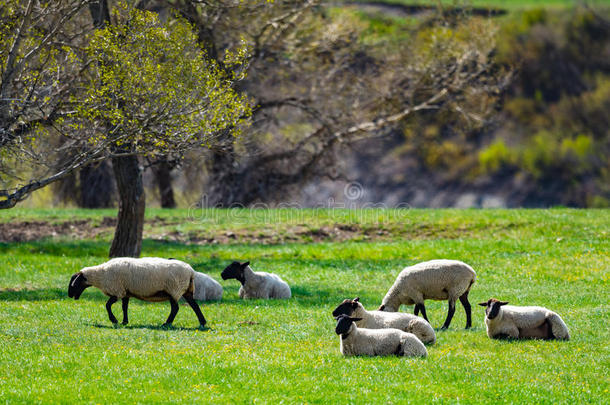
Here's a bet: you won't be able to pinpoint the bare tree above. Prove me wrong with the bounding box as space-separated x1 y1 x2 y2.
163 1 507 205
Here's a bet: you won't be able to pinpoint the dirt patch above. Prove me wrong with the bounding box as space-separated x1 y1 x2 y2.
0 217 520 244
0 219 111 242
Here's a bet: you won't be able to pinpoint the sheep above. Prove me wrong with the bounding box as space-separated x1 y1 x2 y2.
478 298 570 340
334 314 427 357
378 259 476 330
68 257 207 329
193 272 223 301
221 261 291 299
332 297 436 344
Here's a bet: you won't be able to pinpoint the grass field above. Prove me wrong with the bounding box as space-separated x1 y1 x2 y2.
0 208 608 403
353 0 609 11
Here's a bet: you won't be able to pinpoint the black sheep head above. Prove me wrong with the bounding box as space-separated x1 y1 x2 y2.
68 272 90 300
221 261 250 284
478 298 509 320
334 314 362 336
332 297 360 318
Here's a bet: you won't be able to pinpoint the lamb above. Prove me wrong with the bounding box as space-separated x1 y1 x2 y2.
334 314 427 357
221 261 291 299
332 297 436 344
378 259 476 330
193 272 223 301
68 257 207 328
478 298 570 340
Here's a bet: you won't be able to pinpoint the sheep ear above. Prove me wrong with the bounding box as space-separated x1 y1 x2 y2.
478 302 488 307
71 273 82 288
353 297 360 302
378 304 385 311
499 301 509 306
242 261 250 267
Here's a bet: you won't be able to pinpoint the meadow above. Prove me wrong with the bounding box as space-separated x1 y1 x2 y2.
0 208 608 403
354 0 609 11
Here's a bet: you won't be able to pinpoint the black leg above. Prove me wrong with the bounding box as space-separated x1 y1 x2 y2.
414 305 420 316
121 297 129 325
106 296 118 324
163 297 179 326
416 303 429 323
441 300 456 330
459 292 472 329
183 292 207 328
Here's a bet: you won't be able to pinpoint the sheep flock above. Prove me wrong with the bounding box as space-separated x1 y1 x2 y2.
69 257 570 358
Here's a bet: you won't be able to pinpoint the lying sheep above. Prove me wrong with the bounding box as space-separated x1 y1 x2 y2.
221 261 291 299
193 272 223 301
334 314 427 357
68 257 207 328
332 297 436 344
378 259 476 330
479 298 570 340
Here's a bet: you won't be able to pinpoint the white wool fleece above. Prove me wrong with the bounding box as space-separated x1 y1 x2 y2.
239 265 291 299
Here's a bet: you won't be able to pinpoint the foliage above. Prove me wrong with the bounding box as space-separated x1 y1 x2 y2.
476 6 610 206
0 1 251 209
73 3 251 155
0 208 608 403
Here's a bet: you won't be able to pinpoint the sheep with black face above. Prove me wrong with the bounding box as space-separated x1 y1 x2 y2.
334 314 427 357
479 298 570 340
68 257 207 329
333 297 435 344
378 259 476 330
221 261 291 299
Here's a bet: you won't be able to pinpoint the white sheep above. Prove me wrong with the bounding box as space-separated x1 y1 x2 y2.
479 298 570 340
332 297 436 345
68 257 207 328
221 261 291 299
193 271 223 301
334 315 427 357
378 259 476 330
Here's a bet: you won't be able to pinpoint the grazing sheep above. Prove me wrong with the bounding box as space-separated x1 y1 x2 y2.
479 298 570 340
68 257 207 328
334 315 427 357
378 259 476 330
332 297 436 345
193 272 223 301
221 261 291 299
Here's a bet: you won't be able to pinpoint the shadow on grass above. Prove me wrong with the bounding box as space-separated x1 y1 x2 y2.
0 287 114 302
88 323 211 332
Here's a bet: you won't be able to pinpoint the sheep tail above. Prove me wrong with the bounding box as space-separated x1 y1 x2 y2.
186 273 195 295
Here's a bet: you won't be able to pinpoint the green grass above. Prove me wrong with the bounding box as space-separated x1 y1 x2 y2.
353 0 609 11
0 209 608 403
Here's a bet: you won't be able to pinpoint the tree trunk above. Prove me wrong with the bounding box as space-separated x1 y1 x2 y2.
109 154 145 258
153 158 176 208
89 0 110 28
79 160 116 208
205 145 240 206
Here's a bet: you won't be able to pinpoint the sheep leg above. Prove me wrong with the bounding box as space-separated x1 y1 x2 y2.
182 292 207 328
105 296 118 324
121 297 129 325
415 303 429 323
441 299 456 330
163 297 179 327
459 292 472 329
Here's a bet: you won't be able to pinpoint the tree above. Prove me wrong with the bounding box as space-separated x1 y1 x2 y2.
0 1 251 256
159 1 507 206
